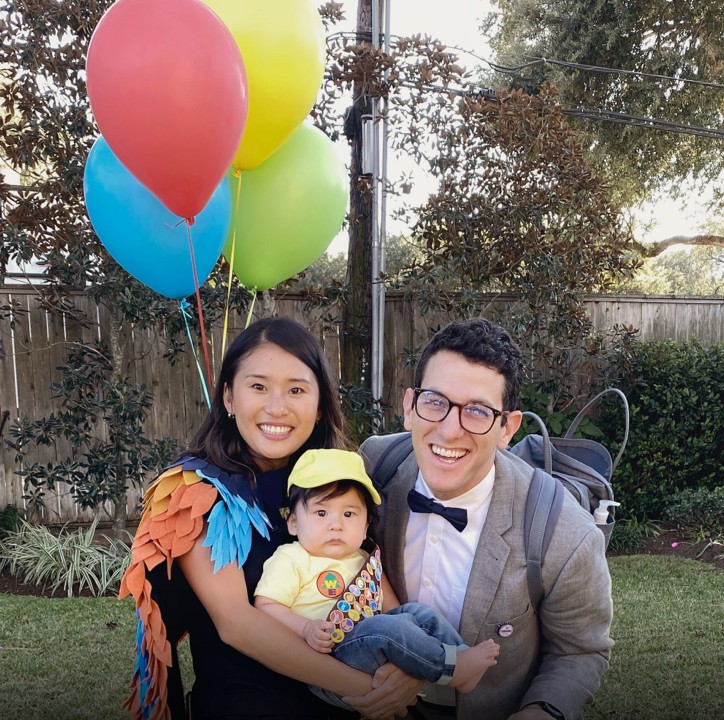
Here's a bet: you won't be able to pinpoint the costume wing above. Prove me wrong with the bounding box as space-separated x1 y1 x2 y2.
119 457 270 720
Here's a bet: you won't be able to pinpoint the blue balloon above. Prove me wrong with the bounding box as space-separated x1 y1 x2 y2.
84 136 230 299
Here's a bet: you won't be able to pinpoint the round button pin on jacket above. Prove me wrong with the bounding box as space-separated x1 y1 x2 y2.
498 623 514 637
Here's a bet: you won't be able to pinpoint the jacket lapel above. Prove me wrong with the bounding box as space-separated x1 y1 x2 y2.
458 450 516 644
380 453 418 603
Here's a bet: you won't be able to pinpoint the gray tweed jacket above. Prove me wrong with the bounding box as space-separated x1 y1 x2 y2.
359 433 613 720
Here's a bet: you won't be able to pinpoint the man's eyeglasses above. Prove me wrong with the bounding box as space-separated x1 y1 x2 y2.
412 388 508 436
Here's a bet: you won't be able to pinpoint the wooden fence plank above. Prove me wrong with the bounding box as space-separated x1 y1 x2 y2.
0 292 19 510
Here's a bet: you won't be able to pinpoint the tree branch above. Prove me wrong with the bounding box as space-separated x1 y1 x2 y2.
635 235 724 258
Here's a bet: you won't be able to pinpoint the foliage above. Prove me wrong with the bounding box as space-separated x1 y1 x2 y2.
607 521 644 553
1 0 255 524
597 339 724 518
7 343 178 519
0 518 131 597
665 487 724 534
608 516 662 553
0 504 20 538
318 26 639 402
614 246 724 296
514 386 606 440
487 0 724 205
290 234 424 292
339 382 384 447
397 82 640 402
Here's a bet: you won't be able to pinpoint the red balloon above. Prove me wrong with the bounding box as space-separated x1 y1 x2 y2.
86 0 248 219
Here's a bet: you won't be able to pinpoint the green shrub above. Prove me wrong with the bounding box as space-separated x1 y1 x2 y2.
0 504 20 538
608 516 662 553
0 519 131 597
665 487 724 533
598 340 724 518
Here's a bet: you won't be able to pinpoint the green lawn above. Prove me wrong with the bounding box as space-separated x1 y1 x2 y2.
0 556 722 719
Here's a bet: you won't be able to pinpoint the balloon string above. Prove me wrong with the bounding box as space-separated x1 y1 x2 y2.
244 289 257 329
179 300 211 410
222 170 243 358
186 219 215 397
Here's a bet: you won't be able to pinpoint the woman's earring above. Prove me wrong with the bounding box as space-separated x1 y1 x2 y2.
228 411 236 420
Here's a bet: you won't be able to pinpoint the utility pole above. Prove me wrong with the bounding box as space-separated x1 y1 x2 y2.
342 0 388 415
341 0 374 392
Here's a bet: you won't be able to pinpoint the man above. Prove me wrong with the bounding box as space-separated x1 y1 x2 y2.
360 318 613 720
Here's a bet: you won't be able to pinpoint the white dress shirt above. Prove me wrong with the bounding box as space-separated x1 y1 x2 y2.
403 466 496 706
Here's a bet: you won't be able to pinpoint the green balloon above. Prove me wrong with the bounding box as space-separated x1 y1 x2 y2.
224 123 348 290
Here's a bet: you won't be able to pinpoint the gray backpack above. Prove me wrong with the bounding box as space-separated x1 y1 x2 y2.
370 388 629 608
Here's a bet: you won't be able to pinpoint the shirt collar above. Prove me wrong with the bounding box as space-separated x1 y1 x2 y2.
415 463 496 511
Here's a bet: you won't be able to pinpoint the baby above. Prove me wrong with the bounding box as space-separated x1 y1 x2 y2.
254 448 499 707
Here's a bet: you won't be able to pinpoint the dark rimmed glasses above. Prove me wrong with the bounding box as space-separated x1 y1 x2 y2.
412 388 508 435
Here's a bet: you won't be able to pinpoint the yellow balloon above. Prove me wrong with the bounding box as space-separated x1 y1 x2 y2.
203 0 326 170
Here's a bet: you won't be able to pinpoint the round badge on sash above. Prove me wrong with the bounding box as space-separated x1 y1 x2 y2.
324 546 383 644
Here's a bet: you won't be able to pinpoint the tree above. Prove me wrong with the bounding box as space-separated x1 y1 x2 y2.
318 23 639 404
0 0 250 532
486 0 724 205
616 246 724 295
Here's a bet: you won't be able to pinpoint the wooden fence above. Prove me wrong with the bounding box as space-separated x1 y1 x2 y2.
1 287 722 524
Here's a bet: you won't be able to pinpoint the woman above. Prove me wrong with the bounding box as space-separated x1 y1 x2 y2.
120 318 418 720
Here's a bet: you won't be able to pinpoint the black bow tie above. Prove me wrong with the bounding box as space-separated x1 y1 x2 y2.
407 488 468 532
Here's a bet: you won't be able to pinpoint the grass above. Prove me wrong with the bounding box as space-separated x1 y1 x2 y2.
0 557 722 719
587 557 724 720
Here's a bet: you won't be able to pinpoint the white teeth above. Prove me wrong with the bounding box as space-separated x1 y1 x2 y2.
259 424 292 435
431 445 466 459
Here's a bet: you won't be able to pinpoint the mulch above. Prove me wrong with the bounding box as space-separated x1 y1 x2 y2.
608 525 724 570
1 524 721 598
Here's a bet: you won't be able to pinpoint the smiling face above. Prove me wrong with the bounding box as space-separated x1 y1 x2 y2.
403 350 522 500
288 486 369 560
223 342 321 472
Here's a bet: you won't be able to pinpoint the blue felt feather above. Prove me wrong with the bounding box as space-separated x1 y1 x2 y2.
200 471 271 573
133 612 157 718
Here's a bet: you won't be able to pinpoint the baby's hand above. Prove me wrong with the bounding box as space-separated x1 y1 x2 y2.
303 619 335 653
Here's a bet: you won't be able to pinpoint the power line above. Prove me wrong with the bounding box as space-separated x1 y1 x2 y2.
325 31 724 141
488 57 724 92
390 79 724 141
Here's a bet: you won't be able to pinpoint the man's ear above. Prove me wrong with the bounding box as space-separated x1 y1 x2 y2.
402 388 415 431
497 410 523 450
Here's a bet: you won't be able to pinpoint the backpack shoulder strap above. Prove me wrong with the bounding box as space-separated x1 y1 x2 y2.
524 468 565 609
370 433 414 490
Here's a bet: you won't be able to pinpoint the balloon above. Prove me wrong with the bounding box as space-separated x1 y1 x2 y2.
84 137 230 299
86 0 247 218
203 0 325 170
223 124 347 291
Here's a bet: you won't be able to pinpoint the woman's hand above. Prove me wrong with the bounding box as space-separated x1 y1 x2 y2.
303 619 335 653
342 664 422 719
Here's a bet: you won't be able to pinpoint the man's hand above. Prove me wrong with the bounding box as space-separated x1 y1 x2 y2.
342 663 422 719
302 619 334 653
508 704 560 720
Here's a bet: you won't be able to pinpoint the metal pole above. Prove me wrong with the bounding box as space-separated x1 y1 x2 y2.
370 0 383 413
377 0 391 414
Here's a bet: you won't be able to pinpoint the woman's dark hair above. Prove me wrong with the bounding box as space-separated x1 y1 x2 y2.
188 318 350 473
287 480 379 528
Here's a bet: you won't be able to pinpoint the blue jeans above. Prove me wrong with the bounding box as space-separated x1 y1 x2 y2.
309 602 466 709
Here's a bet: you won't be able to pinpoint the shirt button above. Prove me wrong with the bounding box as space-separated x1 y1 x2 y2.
430 536 439 544
423 578 432 588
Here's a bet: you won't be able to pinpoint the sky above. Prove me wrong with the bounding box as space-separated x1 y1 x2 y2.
330 0 709 254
